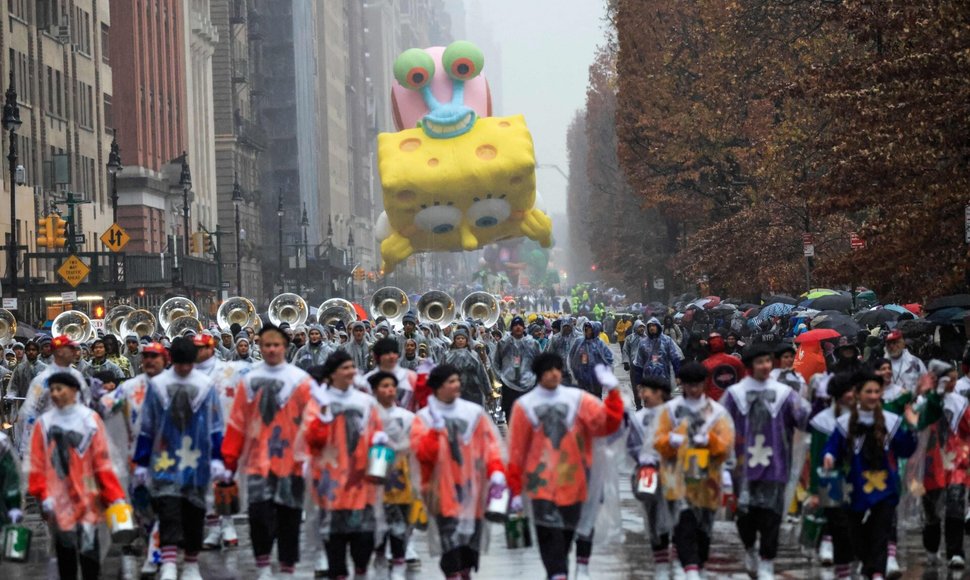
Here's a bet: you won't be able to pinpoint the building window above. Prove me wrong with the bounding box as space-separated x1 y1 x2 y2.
101 24 110 63
8 0 28 21
103 93 112 132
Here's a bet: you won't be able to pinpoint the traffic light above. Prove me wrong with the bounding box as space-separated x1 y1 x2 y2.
51 215 67 248
202 232 212 254
92 302 106 319
36 216 53 248
189 232 200 255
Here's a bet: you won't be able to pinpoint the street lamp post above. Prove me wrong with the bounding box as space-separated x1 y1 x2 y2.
179 152 192 256
232 175 243 295
106 129 122 224
347 227 355 301
4 69 22 300
300 203 309 295
277 188 285 293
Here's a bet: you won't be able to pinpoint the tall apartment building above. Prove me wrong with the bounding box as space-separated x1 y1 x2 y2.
183 0 219 236
0 0 114 307
212 0 265 302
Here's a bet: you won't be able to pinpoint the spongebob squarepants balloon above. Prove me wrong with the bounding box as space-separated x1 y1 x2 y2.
376 41 553 272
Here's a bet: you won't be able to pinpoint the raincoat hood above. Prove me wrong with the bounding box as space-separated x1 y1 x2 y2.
646 317 663 333
708 334 726 354
632 320 646 333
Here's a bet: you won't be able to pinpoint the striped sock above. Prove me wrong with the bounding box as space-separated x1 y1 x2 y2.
279 563 295 574
671 543 679 562
577 556 590 565
654 546 670 564
255 554 271 569
205 513 219 526
160 546 178 564
684 565 699 573
392 558 406 566
822 534 832 543
888 542 897 558
184 552 198 564
835 564 852 578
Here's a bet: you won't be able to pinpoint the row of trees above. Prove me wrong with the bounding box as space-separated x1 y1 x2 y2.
569 0 969 301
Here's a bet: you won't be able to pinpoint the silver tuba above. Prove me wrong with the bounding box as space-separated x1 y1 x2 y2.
417 291 456 328
158 297 199 332
105 305 135 339
317 298 357 329
0 309 16 345
460 292 501 328
217 297 258 332
168 316 203 338
370 287 409 327
52 310 93 343
268 293 309 327
121 309 158 339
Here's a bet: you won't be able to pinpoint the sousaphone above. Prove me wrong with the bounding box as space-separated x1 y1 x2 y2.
217 297 257 332
105 305 135 339
52 310 93 343
268 293 309 327
417 291 456 328
158 297 199 332
121 310 157 339
460 292 501 328
317 298 357 329
370 287 409 327
0 309 16 345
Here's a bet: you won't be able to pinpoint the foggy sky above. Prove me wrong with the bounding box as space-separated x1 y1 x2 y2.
463 0 609 212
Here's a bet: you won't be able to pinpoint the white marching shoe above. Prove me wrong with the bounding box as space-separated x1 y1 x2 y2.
949 555 966 569
159 562 178 580
256 566 275 580
576 563 592 580
180 562 203 580
654 562 671 580
222 518 238 547
314 551 330 578
202 524 222 550
819 538 834 565
886 554 902 578
757 559 774 580
744 549 759 579
405 539 421 570
672 560 686 580
140 556 158 578
390 561 407 580
684 570 702 580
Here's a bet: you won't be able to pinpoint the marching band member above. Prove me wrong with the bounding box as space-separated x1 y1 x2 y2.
295 324 336 370
506 354 624 580
304 350 386 580
222 324 316 578
8 339 46 398
401 338 421 370
371 370 419 579
655 362 735 580
411 363 506 580
721 344 810 580
103 335 134 379
17 335 89 455
0 430 21 526
83 338 125 382
622 321 646 408
546 317 578 386
568 321 614 398
133 337 224 580
123 334 143 372
397 312 429 354
824 371 919 579
494 316 540 422
442 327 492 406
27 372 126 580
340 321 371 370
362 338 417 409
231 333 256 363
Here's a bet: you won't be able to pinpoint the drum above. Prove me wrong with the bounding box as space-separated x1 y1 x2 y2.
2 524 30 562
366 445 396 484
505 514 532 549
633 465 659 501
105 502 138 545
485 485 510 523
214 481 240 516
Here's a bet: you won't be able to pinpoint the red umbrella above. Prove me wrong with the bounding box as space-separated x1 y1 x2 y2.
794 328 841 344
903 303 923 317
351 303 368 321
703 296 721 309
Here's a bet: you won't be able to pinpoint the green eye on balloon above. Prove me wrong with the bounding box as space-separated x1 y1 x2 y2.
394 48 436 90
442 41 484 81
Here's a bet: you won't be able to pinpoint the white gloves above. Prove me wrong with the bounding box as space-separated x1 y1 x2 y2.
210 459 227 482
318 408 335 424
490 471 507 487
669 433 685 449
134 466 150 487
41 497 55 515
371 431 390 447
7 508 22 523
721 469 733 490
692 433 709 447
594 364 619 392
510 495 524 513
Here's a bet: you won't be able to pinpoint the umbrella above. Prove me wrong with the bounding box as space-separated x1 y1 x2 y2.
764 294 799 306
801 294 853 313
689 298 713 309
351 303 368 321
802 289 841 300
855 290 878 305
11 322 38 340
755 302 796 321
926 294 970 312
711 303 737 314
702 296 722 309
854 309 905 328
927 307 969 325
812 312 860 337
795 328 842 344
743 307 761 318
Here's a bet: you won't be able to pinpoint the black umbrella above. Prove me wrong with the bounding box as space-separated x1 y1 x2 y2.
897 318 937 337
926 294 970 312
854 309 905 328
812 312 861 337
764 294 798 306
926 307 968 325
806 294 853 313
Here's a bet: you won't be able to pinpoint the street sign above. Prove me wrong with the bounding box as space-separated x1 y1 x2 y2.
100 223 131 253
803 244 815 257
57 255 91 288
73 234 86 245
61 291 77 303
849 232 865 250
802 233 814 246
90 319 105 331
1 298 16 310
221 281 230 289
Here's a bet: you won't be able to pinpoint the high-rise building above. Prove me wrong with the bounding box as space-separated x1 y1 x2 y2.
183 0 219 237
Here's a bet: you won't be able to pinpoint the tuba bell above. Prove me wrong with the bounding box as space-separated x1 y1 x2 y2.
105 305 135 338
52 310 93 343
158 297 199 332
460 292 501 328
369 287 409 327
121 309 157 339
268 293 309 327
217 297 257 332
0 309 16 345
417 291 456 329
168 316 203 338
317 298 357 329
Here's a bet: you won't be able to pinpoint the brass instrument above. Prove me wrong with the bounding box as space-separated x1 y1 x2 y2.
317 298 357 329
121 309 158 338
417 291 456 329
52 310 93 343
0 309 16 345
158 297 199 332
105 305 135 338
474 342 504 402
217 297 258 332
460 292 501 328
168 316 203 337
253 314 263 332
417 343 429 359
370 287 409 327
268 293 309 327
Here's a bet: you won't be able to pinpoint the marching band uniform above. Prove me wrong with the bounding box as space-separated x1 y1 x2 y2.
506 364 624 580
546 318 578 385
222 358 316 577
295 325 336 370
340 322 372 370
654 393 734 579
377 390 418 580
18 336 90 456
304 378 385 579
442 330 492 406
626 400 674 578
133 360 224 580
721 369 810 578
27 386 126 580
493 317 540 420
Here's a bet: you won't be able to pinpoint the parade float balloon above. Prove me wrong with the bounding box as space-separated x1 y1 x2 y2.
376 41 553 272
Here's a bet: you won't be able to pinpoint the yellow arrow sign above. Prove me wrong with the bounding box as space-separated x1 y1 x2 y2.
100 223 131 253
57 255 91 288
